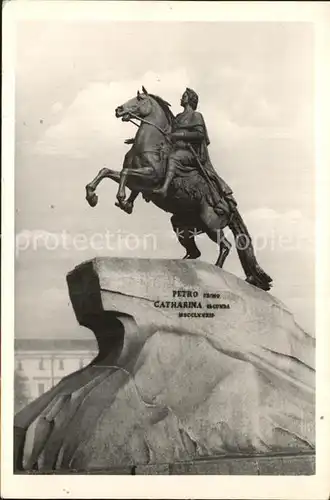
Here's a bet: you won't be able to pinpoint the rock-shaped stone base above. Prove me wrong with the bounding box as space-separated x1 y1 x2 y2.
14 258 315 472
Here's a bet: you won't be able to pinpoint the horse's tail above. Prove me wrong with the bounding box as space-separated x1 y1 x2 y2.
228 210 273 291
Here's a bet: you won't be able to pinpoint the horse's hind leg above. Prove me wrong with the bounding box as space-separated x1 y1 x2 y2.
204 226 231 268
171 215 201 259
199 203 231 268
179 228 202 260
215 231 232 268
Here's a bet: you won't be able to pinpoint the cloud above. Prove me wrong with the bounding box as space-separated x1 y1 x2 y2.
32 62 293 160
51 102 63 114
202 65 279 121
33 68 190 158
243 208 314 254
245 207 314 234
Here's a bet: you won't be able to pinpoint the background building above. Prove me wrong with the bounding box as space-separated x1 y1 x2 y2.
14 338 98 410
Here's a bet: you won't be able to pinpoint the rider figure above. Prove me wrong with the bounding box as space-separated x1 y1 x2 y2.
152 88 237 212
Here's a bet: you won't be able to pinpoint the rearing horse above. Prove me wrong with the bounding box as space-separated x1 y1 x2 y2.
85 87 272 291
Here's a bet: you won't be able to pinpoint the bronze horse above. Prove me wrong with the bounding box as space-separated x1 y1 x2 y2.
85 88 272 291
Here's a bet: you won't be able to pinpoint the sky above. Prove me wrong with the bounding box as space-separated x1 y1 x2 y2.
14 21 315 338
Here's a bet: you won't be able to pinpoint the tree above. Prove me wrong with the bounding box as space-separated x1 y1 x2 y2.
14 369 29 413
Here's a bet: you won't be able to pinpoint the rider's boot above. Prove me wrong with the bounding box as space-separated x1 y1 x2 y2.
152 162 176 197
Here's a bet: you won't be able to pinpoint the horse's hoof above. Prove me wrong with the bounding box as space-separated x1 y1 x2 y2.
116 194 126 204
86 192 98 207
245 275 271 292
115 201 133 214
124 203 133 214
183 251 201 260
245 276 257 286
152 187 167 198
85 185 98 207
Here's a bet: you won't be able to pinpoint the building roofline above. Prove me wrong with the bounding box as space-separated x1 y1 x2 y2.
15 338 98 351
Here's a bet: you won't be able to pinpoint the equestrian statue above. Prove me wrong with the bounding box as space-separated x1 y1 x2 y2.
85 87 272 291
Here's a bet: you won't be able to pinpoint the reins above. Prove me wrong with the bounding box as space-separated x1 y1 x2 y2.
127 111 172 143
125 102 232 216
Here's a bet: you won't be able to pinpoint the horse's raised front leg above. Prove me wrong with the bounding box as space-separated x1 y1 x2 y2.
116 148 136 205
115 190 140 214
115 160 157 213
85 167 121 207
116 168 129 206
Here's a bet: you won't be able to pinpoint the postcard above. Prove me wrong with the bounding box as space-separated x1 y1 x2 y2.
1 1 330 499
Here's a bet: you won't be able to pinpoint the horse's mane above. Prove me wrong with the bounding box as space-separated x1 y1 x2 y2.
149 94 175 125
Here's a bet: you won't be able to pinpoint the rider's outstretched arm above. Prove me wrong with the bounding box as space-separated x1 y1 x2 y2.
170 129 204 143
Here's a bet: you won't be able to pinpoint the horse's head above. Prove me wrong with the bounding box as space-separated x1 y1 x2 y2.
115 87 153 122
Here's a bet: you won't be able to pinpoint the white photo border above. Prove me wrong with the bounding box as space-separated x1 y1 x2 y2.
2 1 330 499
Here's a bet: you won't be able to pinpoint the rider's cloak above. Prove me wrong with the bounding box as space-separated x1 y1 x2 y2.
174 111 234 200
